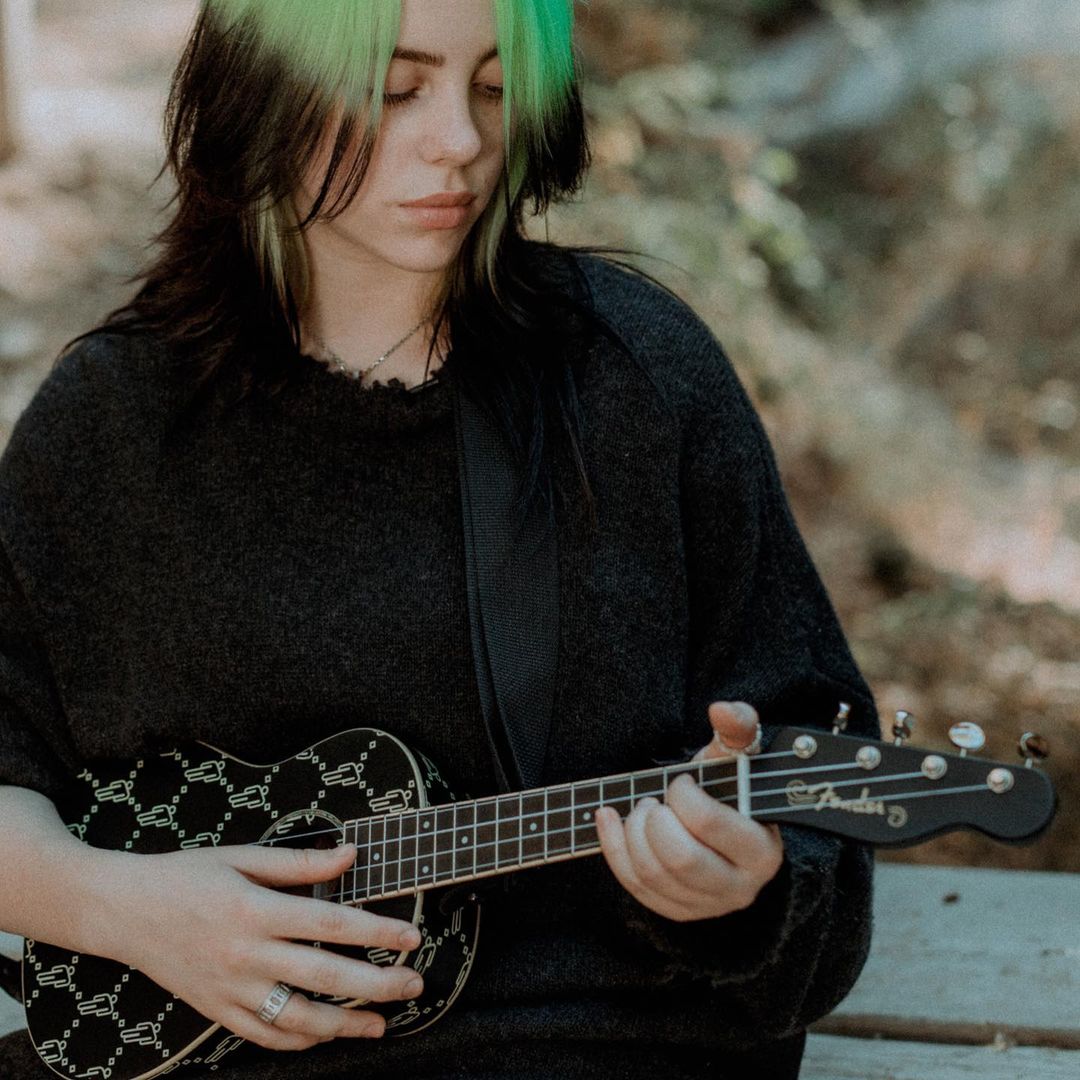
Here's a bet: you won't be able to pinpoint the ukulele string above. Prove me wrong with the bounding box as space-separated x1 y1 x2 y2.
319 768 950 903
255 755 952 854
255 751 872 849
324 779 999 903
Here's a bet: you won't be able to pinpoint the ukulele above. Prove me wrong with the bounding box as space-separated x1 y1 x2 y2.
21 705 1056 1079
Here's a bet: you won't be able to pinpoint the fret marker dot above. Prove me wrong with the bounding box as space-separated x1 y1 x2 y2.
422 864 430 874
460 835 469 845
372 854 380 861
583 812 591 821
529 823 538 832
423 821 431 829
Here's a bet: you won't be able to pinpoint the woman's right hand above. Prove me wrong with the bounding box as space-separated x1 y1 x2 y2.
97 842 422 1051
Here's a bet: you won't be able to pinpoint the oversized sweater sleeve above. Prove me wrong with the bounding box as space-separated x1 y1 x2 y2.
0 342 107 804
0 541 75 803
612 324 878 1038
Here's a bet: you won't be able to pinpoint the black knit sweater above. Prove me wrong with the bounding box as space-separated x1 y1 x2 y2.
0 252 877 1079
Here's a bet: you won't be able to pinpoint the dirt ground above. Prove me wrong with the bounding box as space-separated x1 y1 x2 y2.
1 0 1076 870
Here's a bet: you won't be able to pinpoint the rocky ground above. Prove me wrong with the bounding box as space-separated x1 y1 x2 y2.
1 0 1077 869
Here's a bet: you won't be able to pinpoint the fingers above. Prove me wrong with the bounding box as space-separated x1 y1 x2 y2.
597 798 727 920
223 842 358 887
693 701 760 762
222 943 422 1050
260 941 423 1004
269 991 388 1041
259 890 420 952
664 773 784 882
596 777 784 921
218 992 386 1051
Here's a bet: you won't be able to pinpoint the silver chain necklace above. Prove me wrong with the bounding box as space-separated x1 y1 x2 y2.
312 316 430 382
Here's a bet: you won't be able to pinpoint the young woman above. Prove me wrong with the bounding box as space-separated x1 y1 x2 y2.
0 1 877 1077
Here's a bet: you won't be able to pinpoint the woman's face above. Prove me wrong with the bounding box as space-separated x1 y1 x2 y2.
295 0 507 279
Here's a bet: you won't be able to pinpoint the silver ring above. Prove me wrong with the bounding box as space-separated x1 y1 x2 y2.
256 982 294 1025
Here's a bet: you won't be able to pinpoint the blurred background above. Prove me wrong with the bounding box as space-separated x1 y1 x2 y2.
0 0 1076 870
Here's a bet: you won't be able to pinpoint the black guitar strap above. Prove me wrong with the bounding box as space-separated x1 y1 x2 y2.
453 384 559 793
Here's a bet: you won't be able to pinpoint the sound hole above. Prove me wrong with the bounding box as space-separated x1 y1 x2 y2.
259 809 345 901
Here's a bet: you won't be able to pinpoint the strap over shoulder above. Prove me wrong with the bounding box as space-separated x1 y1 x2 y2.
453 383 560 792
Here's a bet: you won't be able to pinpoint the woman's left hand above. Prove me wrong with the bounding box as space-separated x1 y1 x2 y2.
595 701 785 922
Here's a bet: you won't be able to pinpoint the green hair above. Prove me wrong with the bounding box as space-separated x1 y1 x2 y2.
205 0 577 318
65 0 612 532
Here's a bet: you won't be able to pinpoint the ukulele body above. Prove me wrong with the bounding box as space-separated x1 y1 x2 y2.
23 728 479 1079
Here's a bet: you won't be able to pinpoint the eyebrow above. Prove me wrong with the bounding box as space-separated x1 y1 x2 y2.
391 45 499 68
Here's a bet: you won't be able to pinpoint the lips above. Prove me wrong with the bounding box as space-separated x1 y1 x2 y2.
401 192 476 208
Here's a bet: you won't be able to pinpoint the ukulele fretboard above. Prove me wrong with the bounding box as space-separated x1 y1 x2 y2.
339 758 739 901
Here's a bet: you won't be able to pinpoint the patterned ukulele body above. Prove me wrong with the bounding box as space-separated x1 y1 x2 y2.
22 728 479 1080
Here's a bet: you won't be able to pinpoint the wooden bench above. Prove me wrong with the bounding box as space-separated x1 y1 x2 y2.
4 864 1078 1074
804 863 1080 1078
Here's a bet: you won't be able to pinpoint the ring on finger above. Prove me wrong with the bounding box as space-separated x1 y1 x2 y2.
256 981 294 1025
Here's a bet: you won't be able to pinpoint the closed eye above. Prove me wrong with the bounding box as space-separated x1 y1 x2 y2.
383 85 504 107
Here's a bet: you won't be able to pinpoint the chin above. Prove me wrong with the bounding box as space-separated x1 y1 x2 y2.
384 240 468 275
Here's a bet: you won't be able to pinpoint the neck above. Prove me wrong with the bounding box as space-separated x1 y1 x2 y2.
333 758 741 904
299 225 451 382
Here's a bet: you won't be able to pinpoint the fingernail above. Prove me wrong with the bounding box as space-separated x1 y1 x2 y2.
404 976 423 998
399 927 421 949
367 1017 387 1038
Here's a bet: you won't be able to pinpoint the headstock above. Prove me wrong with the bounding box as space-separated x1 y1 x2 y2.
748 708 1057 847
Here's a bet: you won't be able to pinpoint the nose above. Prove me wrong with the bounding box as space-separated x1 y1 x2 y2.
423 87 484 165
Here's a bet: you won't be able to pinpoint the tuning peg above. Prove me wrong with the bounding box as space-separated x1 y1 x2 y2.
948 721 986 757
832 702 851 735
1018 732 1049 769
892 710 914 746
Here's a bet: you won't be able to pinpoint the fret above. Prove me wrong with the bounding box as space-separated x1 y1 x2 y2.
434 804 456 884
398 811 418 891
416 808 437 888
474 800 498 875
383 813 403 895
544 787 549 861
572 780 600 850
454 801 477 881
368 814 386 897
348 818 366 901
633 769 666 802
603 776 633 820
521 791 546 862
701 758 739 802
495 793 522 871
547 786 573 858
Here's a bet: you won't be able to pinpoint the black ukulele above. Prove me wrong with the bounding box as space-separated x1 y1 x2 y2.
21 706 1056 1079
